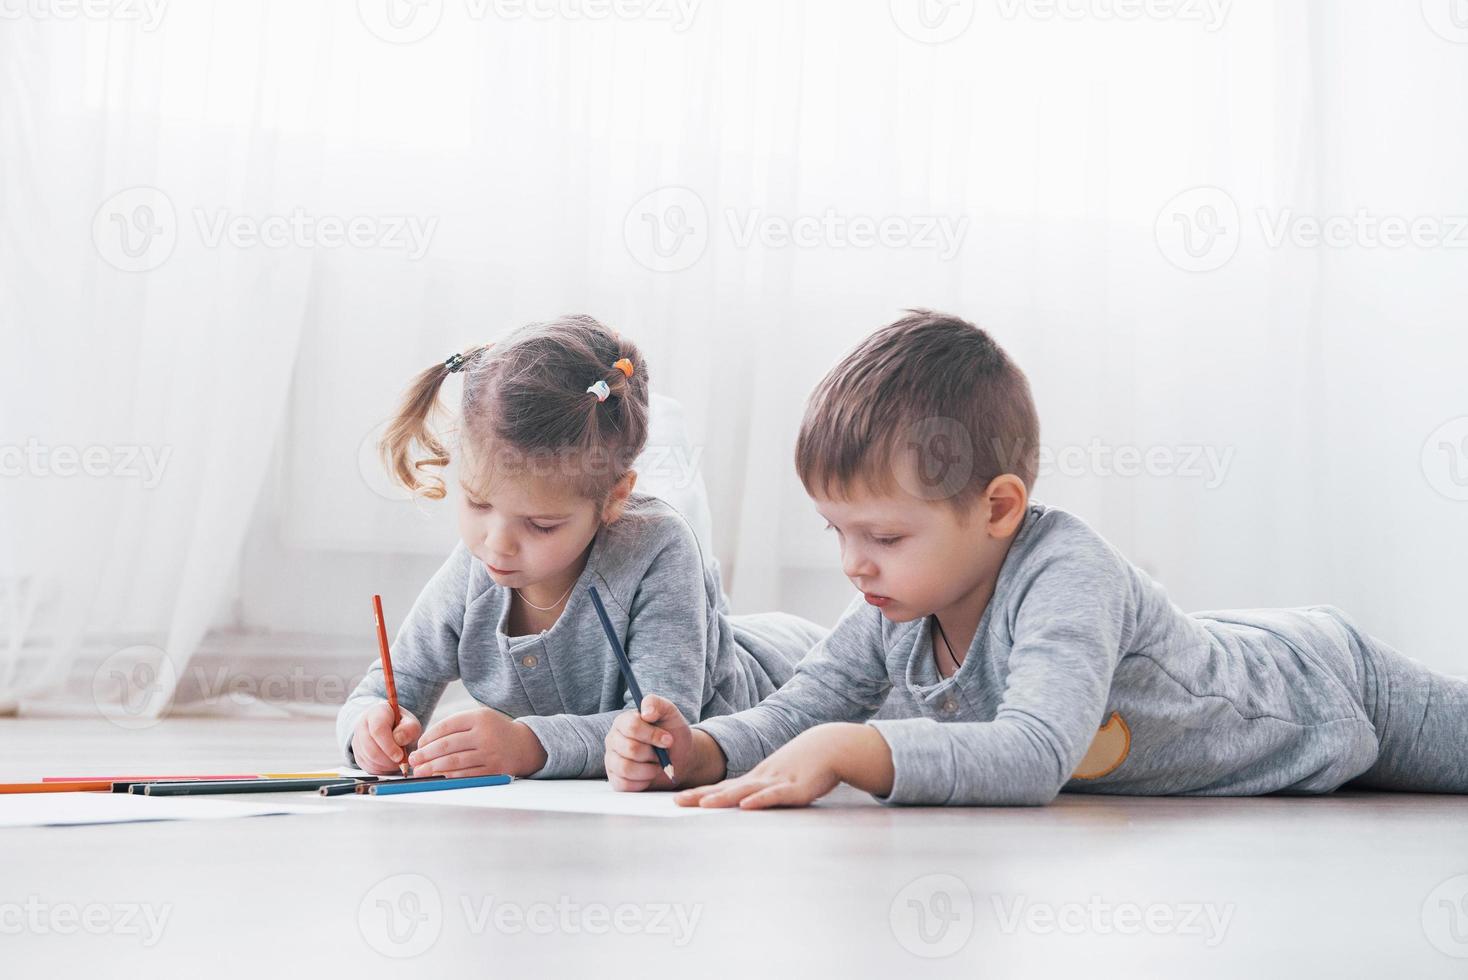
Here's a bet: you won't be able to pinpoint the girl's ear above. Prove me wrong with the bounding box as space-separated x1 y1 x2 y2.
600 470 639 524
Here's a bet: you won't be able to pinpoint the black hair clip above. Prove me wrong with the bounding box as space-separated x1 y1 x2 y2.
444 352 467 374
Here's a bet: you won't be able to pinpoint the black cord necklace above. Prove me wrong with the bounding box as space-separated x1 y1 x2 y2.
932 616 964 674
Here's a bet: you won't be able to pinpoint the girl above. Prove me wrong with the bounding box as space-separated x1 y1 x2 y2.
336 315 826 779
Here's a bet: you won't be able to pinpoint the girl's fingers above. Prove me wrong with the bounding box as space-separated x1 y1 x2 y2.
419 714 472 746
410 731 475 764
414 750 479 774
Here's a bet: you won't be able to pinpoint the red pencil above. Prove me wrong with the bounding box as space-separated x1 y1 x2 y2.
373 594 411 776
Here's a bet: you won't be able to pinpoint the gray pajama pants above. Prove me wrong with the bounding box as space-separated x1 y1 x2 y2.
1339 623 1468 793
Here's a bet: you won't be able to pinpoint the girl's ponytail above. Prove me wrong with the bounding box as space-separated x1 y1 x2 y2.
380 343 491 500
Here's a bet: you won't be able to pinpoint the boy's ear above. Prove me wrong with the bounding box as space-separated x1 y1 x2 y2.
600 470 639 524
982 474 1028 538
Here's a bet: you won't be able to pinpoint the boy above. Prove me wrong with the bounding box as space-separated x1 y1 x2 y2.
604 310 1468 807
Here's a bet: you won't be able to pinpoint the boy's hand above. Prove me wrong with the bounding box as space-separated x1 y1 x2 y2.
408 707 548 778
674 723 893 809
605 694 700 792
352 702 422 775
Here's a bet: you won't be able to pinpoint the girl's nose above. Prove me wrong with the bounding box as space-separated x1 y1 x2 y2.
485 521 516 559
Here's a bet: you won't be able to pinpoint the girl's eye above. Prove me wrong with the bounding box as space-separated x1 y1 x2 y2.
529 522 560 534
872 536 903 547
468 499 489 511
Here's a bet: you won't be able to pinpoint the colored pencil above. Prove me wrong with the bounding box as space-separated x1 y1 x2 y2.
586 585 674 780
373 593 411 776
0 781 113 794
320 774 444 796
366 774 511 795
136 777 360 796
42 772 339 783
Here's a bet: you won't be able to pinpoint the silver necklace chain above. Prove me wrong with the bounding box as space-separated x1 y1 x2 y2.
514 581 576 612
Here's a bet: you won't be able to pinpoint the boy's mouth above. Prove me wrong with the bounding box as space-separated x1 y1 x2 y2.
863 593 892 608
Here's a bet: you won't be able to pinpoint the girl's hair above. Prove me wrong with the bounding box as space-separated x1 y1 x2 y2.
380 314 650 503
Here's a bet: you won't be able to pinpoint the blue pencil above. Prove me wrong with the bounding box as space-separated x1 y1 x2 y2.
366 774 512 795
587 585 675 780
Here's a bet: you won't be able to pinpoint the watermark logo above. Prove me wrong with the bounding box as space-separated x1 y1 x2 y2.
994 0 1229 31
0 0 168 30
0 898 172 945
624 186 709 272
0 439 172 488
92 186 438 271
1422 873 1468 957
725 209 967 260
1423 416 1468 502
92 644 176 730
890 0 975 44
890 873 975 958
1422 0 1468 43
1155 185 1240 272
895 418 975 502
991 894 1234 946
359 874 443 958
357 0 445 43
93 186 178 273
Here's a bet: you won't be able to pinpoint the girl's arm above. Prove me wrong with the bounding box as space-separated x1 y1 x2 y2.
334 542 471 766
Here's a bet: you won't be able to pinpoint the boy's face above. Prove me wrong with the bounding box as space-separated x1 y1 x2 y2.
813 477 1017 624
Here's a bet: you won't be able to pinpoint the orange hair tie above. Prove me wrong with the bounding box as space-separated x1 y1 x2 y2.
613 358 635 379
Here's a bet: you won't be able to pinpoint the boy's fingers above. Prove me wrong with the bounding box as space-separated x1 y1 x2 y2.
608 731 658 763
739 784 797 810
698 778 765 808
639 694 679 724
673 784 723 806
609 756 664 785
621 716 673 750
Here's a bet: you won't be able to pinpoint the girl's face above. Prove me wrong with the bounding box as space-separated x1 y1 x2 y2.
455 446 633 590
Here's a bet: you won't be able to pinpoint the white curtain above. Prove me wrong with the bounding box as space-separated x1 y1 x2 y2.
3 0 1466 718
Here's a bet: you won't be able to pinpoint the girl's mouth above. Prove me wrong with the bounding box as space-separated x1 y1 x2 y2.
864 593 892 608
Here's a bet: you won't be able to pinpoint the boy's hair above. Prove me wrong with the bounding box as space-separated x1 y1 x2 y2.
795 309 1039 509
381 314 649 502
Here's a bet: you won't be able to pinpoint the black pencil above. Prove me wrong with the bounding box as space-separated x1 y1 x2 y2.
587 585 674 780
136 777 359 796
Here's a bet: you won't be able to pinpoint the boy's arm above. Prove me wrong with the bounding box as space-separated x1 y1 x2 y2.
335 542 471 766
517 538 714 779
867 547 1131 806
692 595 893 780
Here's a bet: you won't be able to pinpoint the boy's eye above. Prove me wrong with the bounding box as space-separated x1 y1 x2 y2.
871 536 903 547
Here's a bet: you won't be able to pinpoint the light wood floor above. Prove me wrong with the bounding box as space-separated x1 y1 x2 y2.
3 717 1467 978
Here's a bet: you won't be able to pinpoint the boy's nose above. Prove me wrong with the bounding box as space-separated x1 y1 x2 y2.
842 551 876 582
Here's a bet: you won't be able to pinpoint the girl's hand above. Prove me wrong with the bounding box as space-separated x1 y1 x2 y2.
409 707 548 778
605 694 695 792
673 723 891 810
352 702 422 775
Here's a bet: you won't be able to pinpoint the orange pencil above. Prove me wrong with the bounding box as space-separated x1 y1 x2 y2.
0 781 112 794
373 593 411 776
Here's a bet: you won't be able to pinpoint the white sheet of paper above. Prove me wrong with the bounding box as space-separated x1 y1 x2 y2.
0 793 331 828
351 779 727 818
